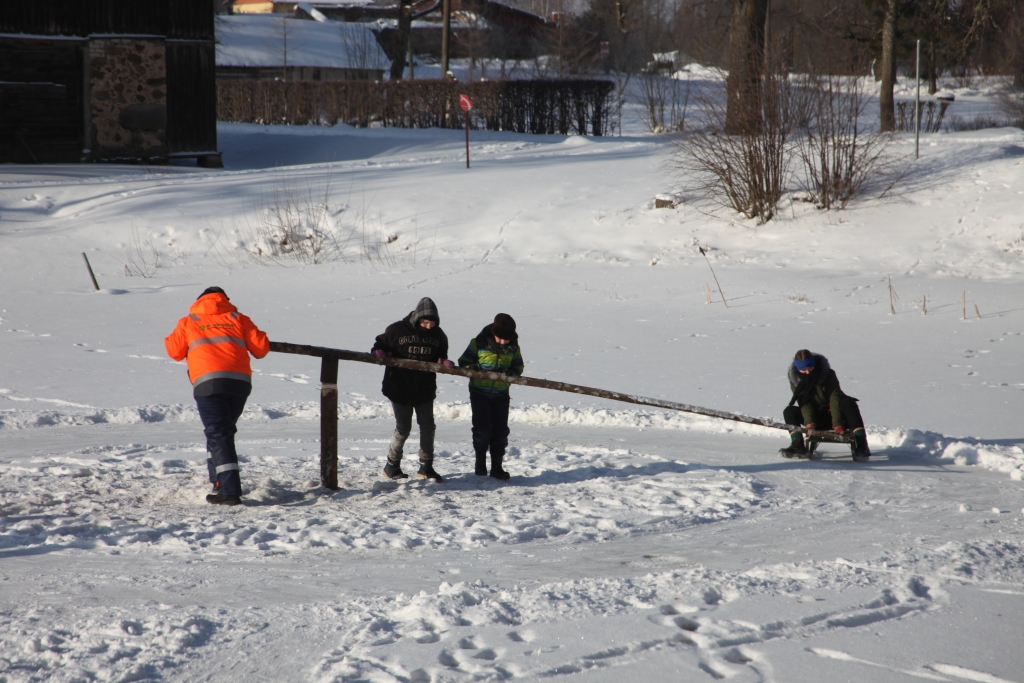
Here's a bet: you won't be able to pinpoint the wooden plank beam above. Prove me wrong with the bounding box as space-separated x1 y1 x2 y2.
269 341 853 444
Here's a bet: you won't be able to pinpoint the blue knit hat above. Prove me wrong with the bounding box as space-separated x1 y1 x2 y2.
794 355 816 371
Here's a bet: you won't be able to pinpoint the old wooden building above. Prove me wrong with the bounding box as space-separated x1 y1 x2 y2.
0 0 221 166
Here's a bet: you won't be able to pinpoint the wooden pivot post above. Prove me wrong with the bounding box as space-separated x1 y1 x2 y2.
320 357 339 490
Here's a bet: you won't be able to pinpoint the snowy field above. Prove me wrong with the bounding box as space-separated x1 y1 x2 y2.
2 80 1024 682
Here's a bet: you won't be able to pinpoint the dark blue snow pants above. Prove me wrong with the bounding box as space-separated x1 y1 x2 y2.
784 396 864 431
470 390 510 457
196 393 247 496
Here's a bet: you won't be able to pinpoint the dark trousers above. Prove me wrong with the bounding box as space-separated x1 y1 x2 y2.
388 400 436 462
470 390 511 457
784 397 864 431
196 394 247 496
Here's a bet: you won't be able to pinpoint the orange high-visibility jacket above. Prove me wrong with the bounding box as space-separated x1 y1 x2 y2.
164 293 270 391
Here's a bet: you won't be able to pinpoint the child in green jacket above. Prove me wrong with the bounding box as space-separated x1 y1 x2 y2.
458 314 524 480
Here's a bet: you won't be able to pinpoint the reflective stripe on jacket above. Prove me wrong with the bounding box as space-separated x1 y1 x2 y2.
164 293 269 390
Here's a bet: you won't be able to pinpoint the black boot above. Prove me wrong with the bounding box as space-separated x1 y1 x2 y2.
206 493 241 506
417 458 443 482
475 452 488 476
490 454 510 481
852 430 871 462
779 433 809 458
383 458 408 480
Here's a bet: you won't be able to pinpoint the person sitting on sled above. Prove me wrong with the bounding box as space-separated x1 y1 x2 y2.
780 349 870 461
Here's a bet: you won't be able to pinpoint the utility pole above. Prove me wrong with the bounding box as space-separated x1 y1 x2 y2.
441 0 451 78
915 39 921 158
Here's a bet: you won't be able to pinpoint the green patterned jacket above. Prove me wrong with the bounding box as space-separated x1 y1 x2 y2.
458 325 524 396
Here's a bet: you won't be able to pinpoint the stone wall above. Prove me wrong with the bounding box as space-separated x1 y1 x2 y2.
87 38 168 160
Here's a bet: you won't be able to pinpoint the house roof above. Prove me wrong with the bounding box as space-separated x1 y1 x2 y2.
216 14 388 69
232 0 275 12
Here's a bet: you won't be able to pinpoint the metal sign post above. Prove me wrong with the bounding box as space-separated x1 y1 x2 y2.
459 93 473 168
915 39 921 159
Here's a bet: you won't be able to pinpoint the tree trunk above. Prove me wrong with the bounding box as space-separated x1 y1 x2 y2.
879 0 897 132
927 41 937 95
389 0 414 81
725 0 768 135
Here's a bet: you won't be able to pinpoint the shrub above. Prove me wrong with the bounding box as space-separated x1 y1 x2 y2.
673 72 791 224
217 79 616 136
796 74 898 210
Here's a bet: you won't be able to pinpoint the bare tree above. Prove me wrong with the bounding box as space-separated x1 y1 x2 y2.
796 73 898 209
999 2 1024 88
390 0 415 80
264 15 303 82
340 24 389 74
638 70 691 133
675 71 792 224
877 0 897 131
725 0 768 135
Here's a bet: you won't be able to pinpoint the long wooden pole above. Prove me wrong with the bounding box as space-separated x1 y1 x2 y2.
270 341 850 442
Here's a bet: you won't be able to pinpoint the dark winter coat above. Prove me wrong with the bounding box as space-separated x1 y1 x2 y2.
373 300 449 406
458 324 524 396
787 353 848 427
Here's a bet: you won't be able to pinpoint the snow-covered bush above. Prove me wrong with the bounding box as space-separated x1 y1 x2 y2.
241 174 393 266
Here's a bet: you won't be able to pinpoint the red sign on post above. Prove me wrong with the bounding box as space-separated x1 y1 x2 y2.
459 94 473 168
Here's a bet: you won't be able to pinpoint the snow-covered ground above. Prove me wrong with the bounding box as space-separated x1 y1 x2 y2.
2 86 1024 681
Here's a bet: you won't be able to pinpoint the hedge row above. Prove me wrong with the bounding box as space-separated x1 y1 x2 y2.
217 79 615 136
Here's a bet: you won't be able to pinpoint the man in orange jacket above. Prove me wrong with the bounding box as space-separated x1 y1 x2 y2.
165 287 270 505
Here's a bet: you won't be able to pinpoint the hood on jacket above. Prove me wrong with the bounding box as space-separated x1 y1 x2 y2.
787 353 831 388
408 297 440 326
190 292 237 316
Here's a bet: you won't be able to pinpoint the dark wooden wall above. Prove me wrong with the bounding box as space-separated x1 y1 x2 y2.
0 39 85 163
0 0 213 40
0 0 217 161
167 41 218 153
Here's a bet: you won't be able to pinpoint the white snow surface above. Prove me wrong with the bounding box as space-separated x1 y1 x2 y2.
2 85 1024 681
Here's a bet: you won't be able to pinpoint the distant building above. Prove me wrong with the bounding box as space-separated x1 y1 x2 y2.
227 0 551 64
0 0 221 166
233 0 278 13
216 14 389 81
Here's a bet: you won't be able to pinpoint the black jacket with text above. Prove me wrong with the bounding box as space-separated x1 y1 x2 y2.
373 302 449 406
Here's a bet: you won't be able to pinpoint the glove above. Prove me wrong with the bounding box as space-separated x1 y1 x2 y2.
372 349 390 359
440 359 455 368
805 423 817 431
832 425 845 435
